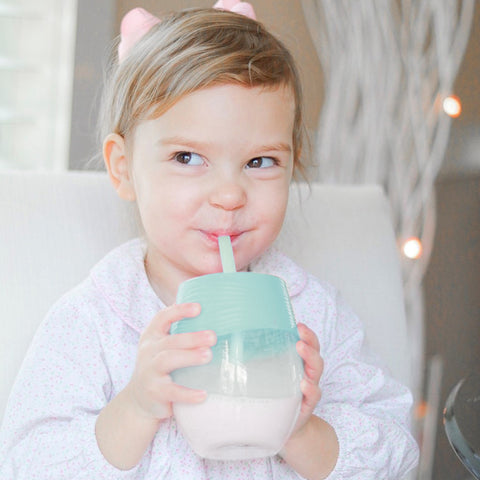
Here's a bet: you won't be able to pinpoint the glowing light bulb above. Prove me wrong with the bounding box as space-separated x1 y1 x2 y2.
442 95 462 118
402 237 423 259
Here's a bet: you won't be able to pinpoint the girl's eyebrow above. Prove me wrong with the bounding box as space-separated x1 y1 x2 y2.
255 142 292 154
157 136 210 150
159 136 292 154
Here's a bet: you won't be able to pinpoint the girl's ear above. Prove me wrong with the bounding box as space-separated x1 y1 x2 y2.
103 133 136 201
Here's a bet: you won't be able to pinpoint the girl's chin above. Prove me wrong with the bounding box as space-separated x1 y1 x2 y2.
192 259 224 276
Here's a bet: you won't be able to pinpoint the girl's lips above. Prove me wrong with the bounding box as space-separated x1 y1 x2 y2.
200 230 243 247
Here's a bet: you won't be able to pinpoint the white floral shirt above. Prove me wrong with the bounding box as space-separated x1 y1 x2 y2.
0 238 418 479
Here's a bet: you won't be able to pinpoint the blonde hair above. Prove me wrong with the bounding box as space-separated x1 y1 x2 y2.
99 8 308 179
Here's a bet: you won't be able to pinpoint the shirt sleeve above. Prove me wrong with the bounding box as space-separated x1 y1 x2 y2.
0 298 142 479
313 286 419 480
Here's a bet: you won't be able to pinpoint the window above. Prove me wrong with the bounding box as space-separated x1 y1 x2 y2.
0 0 77 171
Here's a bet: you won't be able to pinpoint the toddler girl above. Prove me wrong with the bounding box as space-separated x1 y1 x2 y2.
0 3 418 479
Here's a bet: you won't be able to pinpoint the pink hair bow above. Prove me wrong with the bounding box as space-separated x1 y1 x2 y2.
213 0 257 20
118 8 161 62
118 2 256 62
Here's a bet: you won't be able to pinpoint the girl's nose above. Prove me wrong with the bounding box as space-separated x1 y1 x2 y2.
208 180 247 211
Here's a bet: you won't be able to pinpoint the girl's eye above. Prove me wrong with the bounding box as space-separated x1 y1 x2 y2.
174 151 204 166
246 157 276 169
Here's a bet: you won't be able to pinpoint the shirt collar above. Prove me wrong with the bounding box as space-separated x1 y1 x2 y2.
90 238 162 333
90 239 307 334
250 246 308 298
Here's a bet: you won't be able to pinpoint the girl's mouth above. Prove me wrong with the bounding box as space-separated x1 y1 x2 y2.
200 230 243 247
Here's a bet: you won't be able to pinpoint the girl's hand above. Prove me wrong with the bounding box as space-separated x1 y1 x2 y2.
124 302 217 421
291 322 324 436
278 325 338 479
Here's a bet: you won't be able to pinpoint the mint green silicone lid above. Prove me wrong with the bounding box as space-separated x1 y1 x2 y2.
172 272 297 337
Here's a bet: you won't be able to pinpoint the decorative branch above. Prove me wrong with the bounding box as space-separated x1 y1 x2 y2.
301 0 474 405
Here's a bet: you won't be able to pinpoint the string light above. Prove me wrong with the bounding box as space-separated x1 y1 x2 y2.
442 95 462 118
402 237 423 259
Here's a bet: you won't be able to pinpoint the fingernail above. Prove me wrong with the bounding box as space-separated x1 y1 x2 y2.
200 348 212 362
205 331 217 344
190 303 201 314
195 390 207 401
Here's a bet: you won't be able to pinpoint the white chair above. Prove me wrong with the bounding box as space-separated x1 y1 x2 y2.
0 171 411 422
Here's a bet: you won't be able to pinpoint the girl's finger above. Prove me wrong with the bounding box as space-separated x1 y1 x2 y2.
300 378 322 414
153 346 213 375
297 340 324 383
135 377 207 419
150 377 207 406
297 323 320 352
161 329 217 350
171 384 208 405
144 302 201 338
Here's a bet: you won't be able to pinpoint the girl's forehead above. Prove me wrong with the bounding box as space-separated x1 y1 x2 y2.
149 84 294 122
132 84 295 150
145 82 296 120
